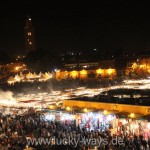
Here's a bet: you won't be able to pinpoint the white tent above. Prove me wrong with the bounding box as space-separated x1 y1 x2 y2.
33 72 38 78
26 72 35 79
39 74 47 82
19 72 24 79
44 72 52 79
14 74 21 82
7 76 16 85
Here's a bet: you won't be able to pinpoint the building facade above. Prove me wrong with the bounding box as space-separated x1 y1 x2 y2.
24 17 36 54
56 68 116 80
126 57 150 77
56 60 117 80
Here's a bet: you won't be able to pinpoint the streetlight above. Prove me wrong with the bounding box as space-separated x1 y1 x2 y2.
103 110 108 115
84 108 88 113
130 113 135 118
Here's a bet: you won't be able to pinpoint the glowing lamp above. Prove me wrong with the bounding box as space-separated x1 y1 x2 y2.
70 71 78 78
66 107 71 111
56 103 59 106
84 108 88 112
130 113 135 118
96 69 103 74
107 68 113 75
103 110 107 115
49 105 53 109
80 69 87 75
15 66 20 71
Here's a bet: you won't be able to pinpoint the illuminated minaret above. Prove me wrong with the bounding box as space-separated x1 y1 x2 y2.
24 16 36 54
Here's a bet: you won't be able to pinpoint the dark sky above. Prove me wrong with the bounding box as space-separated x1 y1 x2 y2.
0 1 150 56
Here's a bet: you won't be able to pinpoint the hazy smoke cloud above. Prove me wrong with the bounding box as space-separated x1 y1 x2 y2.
0 90 15 101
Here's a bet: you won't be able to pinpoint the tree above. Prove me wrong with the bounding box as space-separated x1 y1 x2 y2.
23 49 58 72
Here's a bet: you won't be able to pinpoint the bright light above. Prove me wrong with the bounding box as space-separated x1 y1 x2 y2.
45 114 55 121
134 124 139 129
83 65 87 68
80 69 87 75
54 69 58 72
84 108 88 112
96 68 103 74
70 71 78 78
15 66 20 71
66 107 71 111
107 68 113 75
60 114 75 121
130 113 135 118
103 110 108 115
132 63 138 69
107 115 113 121
28 32 32 36
0 99 16 106
49 105 53 109
148 123 150 129
122 120 128 125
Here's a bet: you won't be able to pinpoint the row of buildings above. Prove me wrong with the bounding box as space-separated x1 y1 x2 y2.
55 61 116 80
3 57 150 82
14 17 150 81
55 57 150 80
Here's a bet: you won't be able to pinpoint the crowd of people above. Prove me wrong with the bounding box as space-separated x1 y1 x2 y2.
0 111 149 150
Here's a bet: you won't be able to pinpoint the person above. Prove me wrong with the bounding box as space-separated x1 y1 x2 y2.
128 138 133 150
148 138 150 149
7 143 12 150
142 139 147 150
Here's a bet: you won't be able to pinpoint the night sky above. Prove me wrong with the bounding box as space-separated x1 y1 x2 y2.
0 1 150 56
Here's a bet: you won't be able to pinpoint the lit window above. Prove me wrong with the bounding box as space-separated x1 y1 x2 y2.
96 68 103 74
28 32 32 35
29 41 32 45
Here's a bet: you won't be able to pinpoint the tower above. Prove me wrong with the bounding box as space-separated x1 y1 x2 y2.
24 16 36 54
